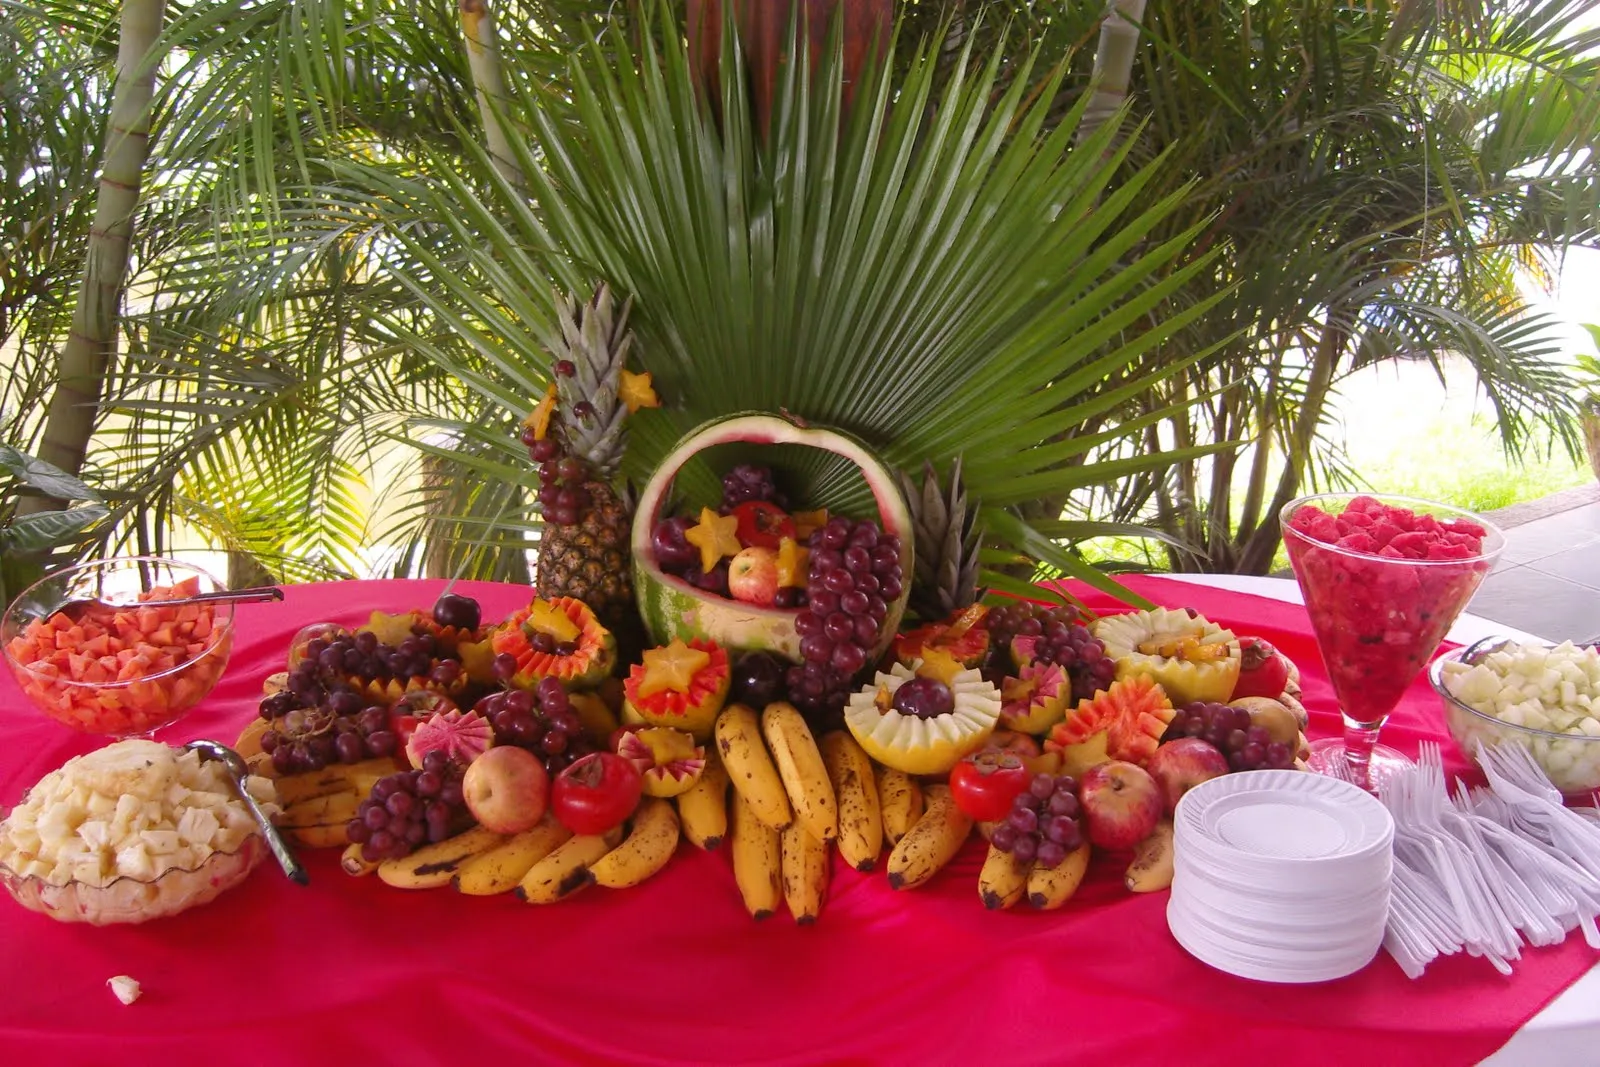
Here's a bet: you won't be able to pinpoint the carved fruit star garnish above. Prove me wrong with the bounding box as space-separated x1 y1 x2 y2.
637 640 713 698
618 368 662 414
775 537 809 588
685 507 742 573
917 649 966 687
792 509 829 540
523 383 558 441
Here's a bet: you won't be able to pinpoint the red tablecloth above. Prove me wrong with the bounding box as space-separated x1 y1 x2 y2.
1 576 1595 1067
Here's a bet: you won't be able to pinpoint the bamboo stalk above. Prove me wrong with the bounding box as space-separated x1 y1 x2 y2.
458 0 524 190
22 0 168 513
1078 0 1148 147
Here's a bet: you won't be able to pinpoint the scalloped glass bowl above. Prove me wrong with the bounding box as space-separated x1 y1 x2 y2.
1428 643 1600 797
2 557 235 737
0 835 264 925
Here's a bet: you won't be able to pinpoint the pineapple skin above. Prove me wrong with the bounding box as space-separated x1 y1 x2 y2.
536 479 634 626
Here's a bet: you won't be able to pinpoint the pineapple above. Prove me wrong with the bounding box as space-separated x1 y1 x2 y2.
534 285 644 634
897 458 983 622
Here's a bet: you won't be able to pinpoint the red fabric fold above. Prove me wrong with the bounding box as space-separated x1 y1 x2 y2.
0 576 1593 1067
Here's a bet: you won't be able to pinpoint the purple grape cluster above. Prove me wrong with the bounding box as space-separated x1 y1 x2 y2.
532 443 593 528
1164 701 1294 771
474 678 595 776
347 751 469 862
258 694 400 774
983 602 1089 676
786 517 904 719
991 773 1083 868
721 464 783 509
290 631 460 701
784 661 856 726
1014 619 1116 703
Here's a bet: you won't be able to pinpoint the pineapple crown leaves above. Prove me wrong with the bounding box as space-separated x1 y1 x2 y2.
551 284 635 482
898 458 983 621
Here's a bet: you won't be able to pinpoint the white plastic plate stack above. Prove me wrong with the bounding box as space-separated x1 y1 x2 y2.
1168 769 1396 983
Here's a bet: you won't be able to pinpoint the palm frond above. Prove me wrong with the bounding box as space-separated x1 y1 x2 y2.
370 7 1220 593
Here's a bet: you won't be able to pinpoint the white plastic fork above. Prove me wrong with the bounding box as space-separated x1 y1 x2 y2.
1446 778 1564 946
1408 749 1519 961
1479 742 1600 887
1477 742 1600 949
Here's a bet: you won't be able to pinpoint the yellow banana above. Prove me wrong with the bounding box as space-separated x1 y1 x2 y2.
278 790 361 829
676 754 730 850
780 821 830 925
569 691 621 746
263 672 289 696
820 731 881 871
1124 819 1174 893
877 766 923 844
516 827 623 904
377 826 506 889
715 704 792 829
588 797 680 889
452 816 573 896
273 759 396 807
761 702 837 842
885 784 972 891
340 841 379 877
235 717 269 760
1027 841 1091 910
730 789 782 920
978 842 1032 910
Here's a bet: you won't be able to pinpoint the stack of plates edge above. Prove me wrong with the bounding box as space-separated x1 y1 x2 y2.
1167 769 1395 984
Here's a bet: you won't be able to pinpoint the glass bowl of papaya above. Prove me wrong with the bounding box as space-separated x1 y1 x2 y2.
3 557 235 737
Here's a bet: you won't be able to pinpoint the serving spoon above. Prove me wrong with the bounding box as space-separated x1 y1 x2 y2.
184 739 309 885
55 586 284 622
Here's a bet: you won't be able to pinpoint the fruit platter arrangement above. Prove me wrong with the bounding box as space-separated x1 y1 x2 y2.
0 290 1329 927
189 580 1308 921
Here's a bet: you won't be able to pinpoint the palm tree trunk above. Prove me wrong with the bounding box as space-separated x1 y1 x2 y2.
1238 319 1348 573
21 0 167 513
458 0 524 190
1078 0 1148 146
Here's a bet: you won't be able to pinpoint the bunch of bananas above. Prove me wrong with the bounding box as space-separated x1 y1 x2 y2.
341 798 682 900
265 758 394 849
973 818 1174 912
249 666 1167 917
680 702 984 923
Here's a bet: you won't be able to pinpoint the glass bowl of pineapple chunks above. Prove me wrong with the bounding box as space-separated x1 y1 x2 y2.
0 739 278 924
1430 638 1600 796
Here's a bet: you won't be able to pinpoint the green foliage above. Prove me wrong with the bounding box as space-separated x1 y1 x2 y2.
1089 0 1600 572
365 8 1231 601
0 446 107 607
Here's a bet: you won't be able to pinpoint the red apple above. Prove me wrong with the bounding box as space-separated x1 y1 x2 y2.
1080 760 1163 851
462 746 549 834
727 547 780 606
1145 738 1230 814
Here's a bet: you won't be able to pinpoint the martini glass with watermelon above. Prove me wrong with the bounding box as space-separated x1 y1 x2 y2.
1278 493 1504 791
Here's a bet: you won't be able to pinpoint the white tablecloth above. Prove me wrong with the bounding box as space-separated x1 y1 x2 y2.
1158 574 1597 1065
